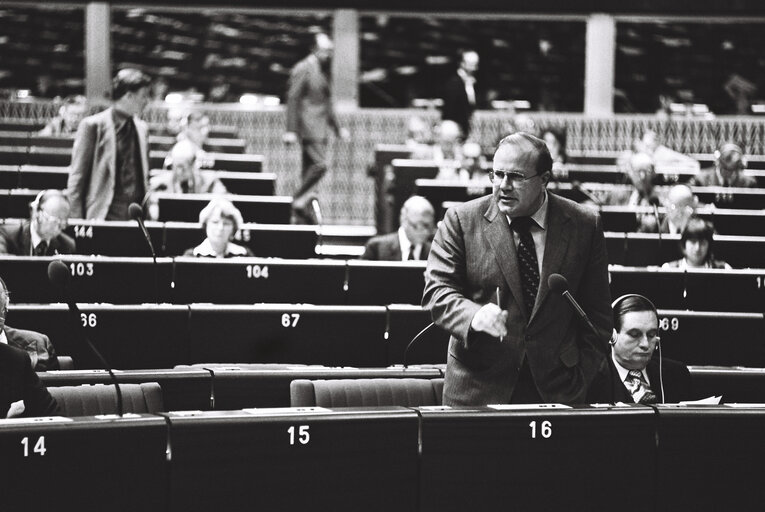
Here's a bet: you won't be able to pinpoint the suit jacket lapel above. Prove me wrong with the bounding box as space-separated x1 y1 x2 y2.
483 201 528 319
18 222 32 256
532 193 571 322
389 236 402 261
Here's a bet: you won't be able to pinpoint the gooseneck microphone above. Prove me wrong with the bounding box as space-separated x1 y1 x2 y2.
550 273 615 404
129 202 160 303
548 273 599 336
647 196 663 254
48 260 123 416
311 198 324 255
402 321 436 368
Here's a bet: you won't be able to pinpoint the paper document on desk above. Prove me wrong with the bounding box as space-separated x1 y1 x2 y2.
678 395 722 405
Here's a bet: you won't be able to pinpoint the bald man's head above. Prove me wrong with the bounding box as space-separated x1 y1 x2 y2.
400 196 435 246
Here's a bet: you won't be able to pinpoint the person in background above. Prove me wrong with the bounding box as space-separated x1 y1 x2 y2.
442 49 480 140
541 128 568 180
0 276 59 372
641 184 697 234
39 95 88 137
0 189 75 256
606 152 661 208
163 112 214 169
662 216 731 270
283 32 350 225
587 294 693 404
361 195 435 261
405 115 433 150
635 129 699 171
184 198 253 258
690 142 756 188
148 140 227 219
67 68 152 220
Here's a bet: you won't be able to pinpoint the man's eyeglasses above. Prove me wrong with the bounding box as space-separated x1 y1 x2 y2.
38 210 68 228
488 170 540 184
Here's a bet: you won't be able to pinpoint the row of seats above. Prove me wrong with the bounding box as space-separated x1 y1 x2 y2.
5 401 765 511
37 365 765 411
2 256 761 310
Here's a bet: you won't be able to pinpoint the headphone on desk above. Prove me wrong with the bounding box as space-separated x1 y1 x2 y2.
611 293 664 403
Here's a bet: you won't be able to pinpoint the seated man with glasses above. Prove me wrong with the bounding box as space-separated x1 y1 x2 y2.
587 294 693 404
0 189 75 256
424 132 613 406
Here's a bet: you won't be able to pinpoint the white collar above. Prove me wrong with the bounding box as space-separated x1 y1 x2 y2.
506 190 549 230
457 68 475 84
30 221 43 254
193 238 248 258
0 329 7 344
397 227 420 261
611 350 650 385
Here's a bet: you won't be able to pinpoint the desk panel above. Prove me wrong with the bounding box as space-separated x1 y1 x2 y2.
345 260 427 305
157 193 292 224
386 305 449 365
419 406 656 512
171 257 346 304
0 415 167 512
689 367 765 403
187 305 388 367
165 408 418 512
655 405 765 512
0 165 69 189
66 220 165 258
149 150 263 172
8 304 190 369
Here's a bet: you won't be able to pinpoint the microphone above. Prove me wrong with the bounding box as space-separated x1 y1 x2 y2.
549 273 613 404
129 202 160 303
311 198 324 256
48 260 123 416
402 321 436 368
648 196 663 258
548 273 600 338
571 181 603 208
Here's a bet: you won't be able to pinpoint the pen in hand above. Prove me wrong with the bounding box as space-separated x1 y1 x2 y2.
496 286 503 343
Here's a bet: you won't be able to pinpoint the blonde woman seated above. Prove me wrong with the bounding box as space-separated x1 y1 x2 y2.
184 198 253 258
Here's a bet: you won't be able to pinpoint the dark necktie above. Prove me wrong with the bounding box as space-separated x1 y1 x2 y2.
407 245 416 261
625 370 657 404
511 217 540 316
34 241 48 256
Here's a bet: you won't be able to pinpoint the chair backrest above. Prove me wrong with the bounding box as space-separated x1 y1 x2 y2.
290 378 444 407
48 383 164 417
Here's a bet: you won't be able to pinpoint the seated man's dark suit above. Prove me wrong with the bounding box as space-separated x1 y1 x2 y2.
0 221 76 256
0 343 59 418
587 355 693 404
361 232 431 261
5 326 60 371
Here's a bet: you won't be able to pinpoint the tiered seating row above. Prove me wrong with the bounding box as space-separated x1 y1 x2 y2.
4 404 765 511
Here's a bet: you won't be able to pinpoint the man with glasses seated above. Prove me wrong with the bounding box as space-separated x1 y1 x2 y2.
423 132 612 406
0 190 75 256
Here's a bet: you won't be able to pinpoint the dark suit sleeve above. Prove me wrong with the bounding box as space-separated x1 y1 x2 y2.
577 212 614 381
285 61 307 134
67 118 97 219
22 352 59 417
422 207 482 347
0 226 14 255
360 238 379 260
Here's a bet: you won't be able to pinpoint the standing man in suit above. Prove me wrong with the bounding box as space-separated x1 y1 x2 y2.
283 33 349 224
361 195 435 261
0 343 59 418
0 189 75 256
423 132 612 405
0 276 59 371
587 294 692 404
67 68 152 220
441 50 480 140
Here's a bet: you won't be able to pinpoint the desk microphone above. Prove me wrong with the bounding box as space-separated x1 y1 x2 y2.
571 181 603 208
648 196 663 248
48 260 123 416
311 198 324 256
402 321 436 368
549 273 616 404
129 202 160 303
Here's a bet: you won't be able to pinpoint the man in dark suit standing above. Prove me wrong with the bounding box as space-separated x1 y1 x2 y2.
283 33 349 224
0 344 59 418
67 68 152 220
588 294 692 404
441 50 480 140
361 196 435 261
0 189 75 257
423 132 612 405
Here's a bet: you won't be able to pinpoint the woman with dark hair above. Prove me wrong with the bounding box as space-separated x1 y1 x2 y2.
662 215 731 269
